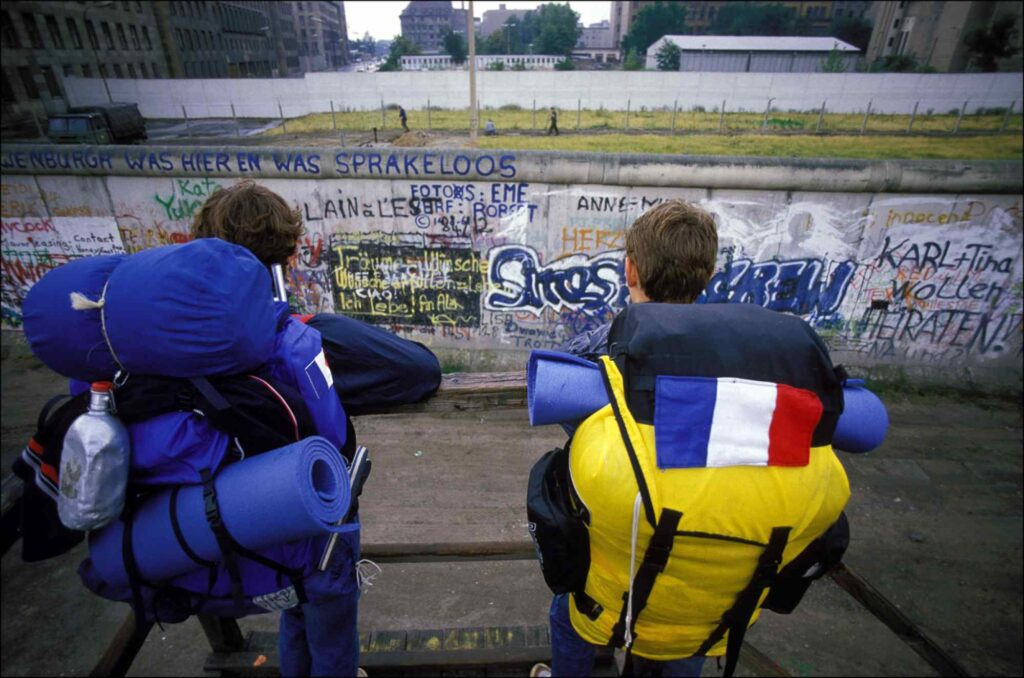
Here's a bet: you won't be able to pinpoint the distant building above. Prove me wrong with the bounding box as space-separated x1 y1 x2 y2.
400 1 467 54
294 0 349 72
579 20 613 49
479 3 530 38
646 35 861 71
866 1 1023 72
1 0 307 124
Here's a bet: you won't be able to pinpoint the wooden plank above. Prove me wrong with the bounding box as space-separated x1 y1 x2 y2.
89 611 154 677
349 372 527 416
361 540 536 564
829 564 970 677
197 614 245 652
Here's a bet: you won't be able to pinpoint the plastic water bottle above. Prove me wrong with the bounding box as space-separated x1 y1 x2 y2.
58 381 130 531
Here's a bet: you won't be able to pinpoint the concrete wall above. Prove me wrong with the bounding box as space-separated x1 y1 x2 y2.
60 71 1024 119
2 144 1022 388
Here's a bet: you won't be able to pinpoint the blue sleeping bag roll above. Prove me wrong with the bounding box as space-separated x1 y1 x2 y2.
22 239 277 381
88 436 350 587
22 254 127 381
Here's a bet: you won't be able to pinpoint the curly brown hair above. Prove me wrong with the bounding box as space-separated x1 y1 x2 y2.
625 200 718 303
190 181 304 267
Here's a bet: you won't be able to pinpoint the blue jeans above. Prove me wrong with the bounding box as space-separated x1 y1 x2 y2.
549 593 706 677
279 588 360 676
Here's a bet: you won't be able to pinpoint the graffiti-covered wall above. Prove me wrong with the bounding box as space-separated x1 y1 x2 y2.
2 145 1021 387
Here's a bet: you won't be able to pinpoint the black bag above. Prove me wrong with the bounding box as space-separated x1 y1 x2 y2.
526 445 590 595
763 511 850 614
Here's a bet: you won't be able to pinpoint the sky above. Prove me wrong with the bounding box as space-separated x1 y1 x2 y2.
345 1 612 41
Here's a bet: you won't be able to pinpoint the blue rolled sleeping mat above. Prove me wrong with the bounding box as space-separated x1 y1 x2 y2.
88 437 350 587
526 349 888 453
22 239 278 382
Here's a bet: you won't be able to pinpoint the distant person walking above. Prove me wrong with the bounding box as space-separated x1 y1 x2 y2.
546 107 559 136
398 105 409 132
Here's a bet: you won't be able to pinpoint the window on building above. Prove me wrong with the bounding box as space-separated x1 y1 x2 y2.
66 17 83 49
82 63 92 77
130 25 139 49
140 62 148 77
113 63 123 78
85 20 99 49
1 11 20 48
137 1 144 12
185 30 193 50
887 36 895 47
22 13 44 48
893 18 900 28
142 26 151 49
1 70 15 103
99 63 108 77
128 63 136 77
41 65 61 97
63 64 75 77
151 61 159 77
117 23 128 49
45 15 65 48
175 28 183 49
170 2 177 15
19 67 39 99
102 22 114 49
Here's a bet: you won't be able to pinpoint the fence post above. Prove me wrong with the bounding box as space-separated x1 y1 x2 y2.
532 98 536 132
182 104 191 135
671 99 677 134
859 99 872 135
815 99 826 133
907 100 919 133
576 98 581 131
427 99 431 130
340 131 346 146
330 100 336 130
719 99 726 133
278 102 287 133
231 102 240 136
953 99 967 134
625 98 630 130
1001 100 1016 133
761 98 773 132
380 98 385 128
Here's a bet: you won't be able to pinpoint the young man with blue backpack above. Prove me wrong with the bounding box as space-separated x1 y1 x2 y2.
527 200 851 678
15 182 440 678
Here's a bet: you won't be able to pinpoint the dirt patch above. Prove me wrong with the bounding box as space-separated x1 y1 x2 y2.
391 131 432 147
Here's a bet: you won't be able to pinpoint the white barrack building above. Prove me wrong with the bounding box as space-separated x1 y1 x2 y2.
646 35 861 72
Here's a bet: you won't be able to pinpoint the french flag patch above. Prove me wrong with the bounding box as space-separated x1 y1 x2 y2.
653 376 822 469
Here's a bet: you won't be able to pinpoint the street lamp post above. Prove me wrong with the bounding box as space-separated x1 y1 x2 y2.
83 0 114 102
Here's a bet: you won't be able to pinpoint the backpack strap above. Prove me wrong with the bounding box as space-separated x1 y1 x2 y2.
200 470 309 609
170 486 218 596
610 508 683 670
691 526 791 677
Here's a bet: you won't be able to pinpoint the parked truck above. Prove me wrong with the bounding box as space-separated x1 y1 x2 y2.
47 103 146 144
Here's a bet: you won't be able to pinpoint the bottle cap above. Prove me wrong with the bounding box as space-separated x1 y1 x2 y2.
91 381 114 392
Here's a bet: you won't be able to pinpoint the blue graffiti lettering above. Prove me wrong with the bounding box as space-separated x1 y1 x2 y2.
701 257 856 321
485 245 626 316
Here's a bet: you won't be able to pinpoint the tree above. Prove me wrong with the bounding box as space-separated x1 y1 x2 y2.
533 3 581 55
830 15 872 51
623 49 644 71
442 29 467 63
868 53 919 72
378 34 419 71
554 57 575 70
621 1 687 56
710 3 808 36
820 45 847 72
964 14 1021 72
655 39 682 70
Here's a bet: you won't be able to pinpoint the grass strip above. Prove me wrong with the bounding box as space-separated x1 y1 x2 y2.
472 133 1024 160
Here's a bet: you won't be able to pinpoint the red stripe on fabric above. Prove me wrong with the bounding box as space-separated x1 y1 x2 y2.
767 384 822 466
42 462 58 484
28 438 43 455
293 314 314 324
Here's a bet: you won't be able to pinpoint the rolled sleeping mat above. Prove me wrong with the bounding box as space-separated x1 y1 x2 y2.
527 350 608 426
527 350 889 454
832 379 889 454
22 254 127 381
88 436 350 587
22 239 278 381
